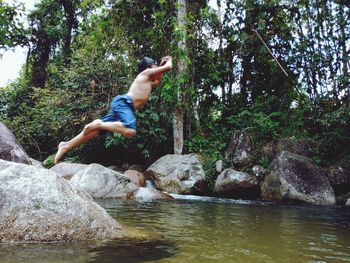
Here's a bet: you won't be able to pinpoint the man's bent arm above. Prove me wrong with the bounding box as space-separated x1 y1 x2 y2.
144 57 173 77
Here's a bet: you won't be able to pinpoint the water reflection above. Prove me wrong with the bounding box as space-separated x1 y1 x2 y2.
0 241 96 263
0 238 177 263
89 239 177 263
1 197 350 263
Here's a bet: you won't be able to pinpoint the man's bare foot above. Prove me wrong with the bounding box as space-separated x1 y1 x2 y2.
54 142 69 164
83 120 102 135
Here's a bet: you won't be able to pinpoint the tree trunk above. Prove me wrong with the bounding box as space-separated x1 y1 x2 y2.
32 28 51 87
338 5 349 106
59 0 77 65
173 0 187 154
217 0 225 103
305 2 319 97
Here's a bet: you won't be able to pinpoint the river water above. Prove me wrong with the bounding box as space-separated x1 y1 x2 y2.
1 195 350 263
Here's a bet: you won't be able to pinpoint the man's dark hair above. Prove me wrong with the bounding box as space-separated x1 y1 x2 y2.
137 57 157 73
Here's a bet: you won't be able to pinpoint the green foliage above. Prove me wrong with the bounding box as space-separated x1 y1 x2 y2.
1 74 96 160
186 131 227 190
225 95 289 142
227 110 280 141
312 107 350 165
1 0 349 173
43 154 55 168
0 1 28 49
258 156 270 169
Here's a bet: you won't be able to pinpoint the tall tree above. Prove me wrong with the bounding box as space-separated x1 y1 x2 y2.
29 0 62 87
29 0 82 86
173 0 188 154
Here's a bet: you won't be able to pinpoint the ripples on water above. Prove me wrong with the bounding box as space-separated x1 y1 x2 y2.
1 196 350 263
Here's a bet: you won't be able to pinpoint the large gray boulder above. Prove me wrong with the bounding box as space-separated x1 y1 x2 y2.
51 162 89 180
70 163 138 199
213 169 260 199
261 151 335 205
0 122 31 164
144 154 205 194
0 159 128 243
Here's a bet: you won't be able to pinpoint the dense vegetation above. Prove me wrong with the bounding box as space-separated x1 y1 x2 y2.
0 0 349 181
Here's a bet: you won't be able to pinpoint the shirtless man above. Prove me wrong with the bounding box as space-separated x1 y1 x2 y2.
54 55 173 164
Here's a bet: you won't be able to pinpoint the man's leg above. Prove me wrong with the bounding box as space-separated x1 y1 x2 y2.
83 119 102 135
84 119 136 138
54 117 136 164
54 130 99 164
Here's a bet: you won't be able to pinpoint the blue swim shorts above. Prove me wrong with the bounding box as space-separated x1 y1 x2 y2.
100 94 137 129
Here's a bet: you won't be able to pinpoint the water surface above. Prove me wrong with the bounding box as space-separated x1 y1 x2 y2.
1 196 350 262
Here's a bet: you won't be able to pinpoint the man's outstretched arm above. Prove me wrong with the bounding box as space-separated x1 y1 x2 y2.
144 56 173 77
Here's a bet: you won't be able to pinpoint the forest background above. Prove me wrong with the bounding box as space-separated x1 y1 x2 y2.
0 0 349 186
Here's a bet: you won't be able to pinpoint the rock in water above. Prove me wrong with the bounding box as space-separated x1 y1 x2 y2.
70 163 138 199
0 159 127 243
144 154 205 194
0 122 31 164
213 169 260 199
261 151 335 205
130 188 174 201
124 169 146 187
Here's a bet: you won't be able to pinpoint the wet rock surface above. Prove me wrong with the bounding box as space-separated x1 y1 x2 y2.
0 160 128 243
214 168 260 199
261 151 335 205
70 163 138 199
145 154 205 194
